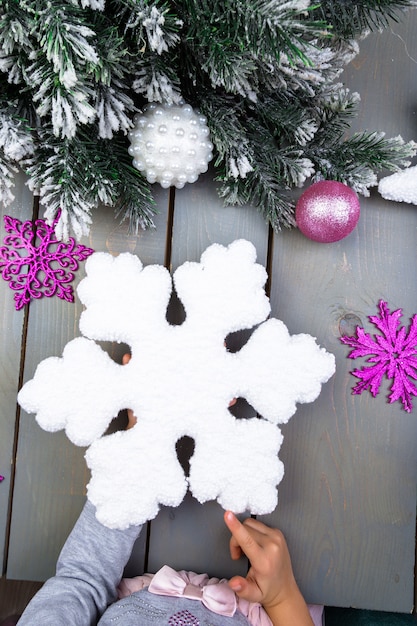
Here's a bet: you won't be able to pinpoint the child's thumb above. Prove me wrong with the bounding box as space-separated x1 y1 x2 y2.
228 576 244 593
228 576 261 604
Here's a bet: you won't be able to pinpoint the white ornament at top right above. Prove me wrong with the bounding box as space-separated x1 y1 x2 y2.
378 164 417 205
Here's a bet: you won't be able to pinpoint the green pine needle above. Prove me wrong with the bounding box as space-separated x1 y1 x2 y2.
1 0 416 237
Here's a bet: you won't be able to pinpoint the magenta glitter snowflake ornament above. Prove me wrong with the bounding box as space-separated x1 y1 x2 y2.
340 300 417 413
0 212 94 311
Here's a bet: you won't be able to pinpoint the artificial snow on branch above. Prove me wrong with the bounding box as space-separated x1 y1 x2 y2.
0 0 416 239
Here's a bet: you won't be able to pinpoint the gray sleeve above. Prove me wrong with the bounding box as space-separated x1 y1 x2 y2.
18 501 143 626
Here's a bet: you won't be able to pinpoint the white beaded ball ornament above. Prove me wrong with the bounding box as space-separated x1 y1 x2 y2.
128 102 214 189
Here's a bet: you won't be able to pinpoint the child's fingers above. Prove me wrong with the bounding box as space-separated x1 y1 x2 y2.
238 516 272 537
122 353 137 429
225 512 244 560
229 540 243 560
224 511 263 563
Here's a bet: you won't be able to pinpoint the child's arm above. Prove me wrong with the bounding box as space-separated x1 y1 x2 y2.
224 511 314 626
18 501 143 626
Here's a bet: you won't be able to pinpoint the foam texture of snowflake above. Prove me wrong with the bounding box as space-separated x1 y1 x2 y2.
0 213 94 310
18 240 335 528
340 300 417 413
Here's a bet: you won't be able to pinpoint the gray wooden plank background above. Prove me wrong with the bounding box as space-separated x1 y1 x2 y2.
1 10 417 614
0 172 33 575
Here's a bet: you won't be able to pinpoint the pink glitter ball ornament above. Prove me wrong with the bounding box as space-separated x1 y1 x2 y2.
296 180 360 243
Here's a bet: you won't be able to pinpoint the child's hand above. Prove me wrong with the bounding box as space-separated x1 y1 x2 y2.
224 511 294 608
224 511 313 626
122 353 137 429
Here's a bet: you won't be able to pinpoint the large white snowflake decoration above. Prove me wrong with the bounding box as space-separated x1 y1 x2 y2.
18 240 335 529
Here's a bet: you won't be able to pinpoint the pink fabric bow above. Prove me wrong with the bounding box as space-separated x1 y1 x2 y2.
148 565 237 617
118 568 323 626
